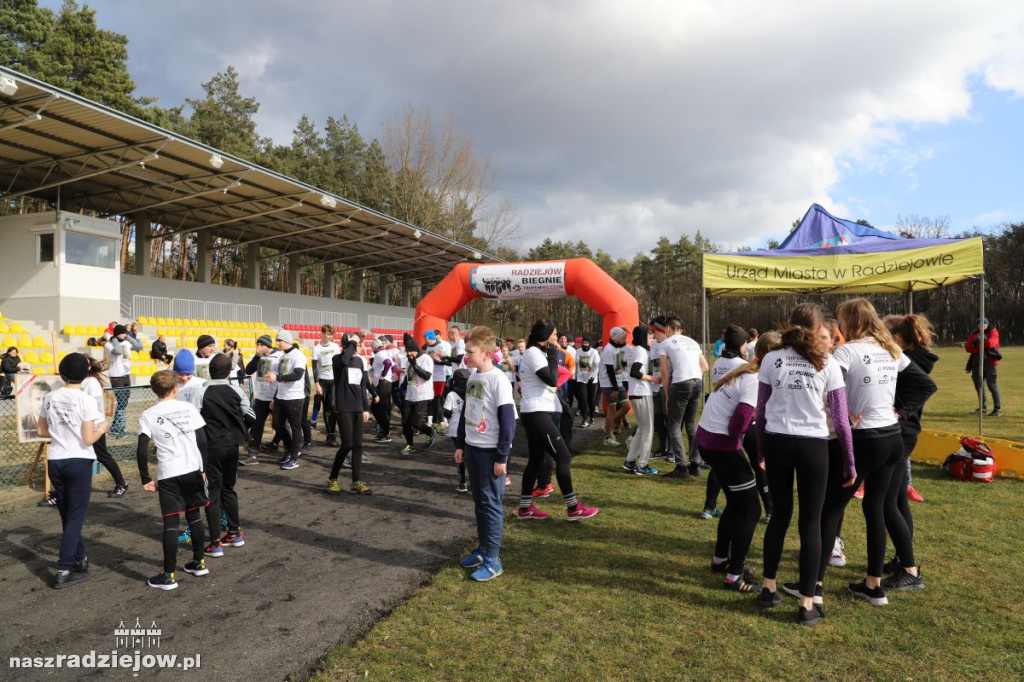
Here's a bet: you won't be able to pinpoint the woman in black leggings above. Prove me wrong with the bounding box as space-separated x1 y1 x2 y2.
328 335 373 495
516 319 598 522
756 303 855 627
815 300 935 605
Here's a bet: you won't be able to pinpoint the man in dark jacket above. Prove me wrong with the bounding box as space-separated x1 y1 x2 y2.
965 317 1001 416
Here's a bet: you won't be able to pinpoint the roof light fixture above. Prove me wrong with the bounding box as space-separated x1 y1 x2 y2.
0 75 17 96
209 154 224 169
319 194 337 209
413 229 422 240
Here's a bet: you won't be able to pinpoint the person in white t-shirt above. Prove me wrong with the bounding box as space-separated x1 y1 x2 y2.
104 324 133 438
600 327 631 445
266 330 308 471
702 324 750 518
756 303 854 626
515 319 598 522
573 337 600 427
696 331 781 593
815 298 934 607
38 353 110 589
173 350 206 405
647 317 671 459
454 326 516 580
660 316 709 478
370 339 397 443
137 370 210 591
445 369 472 492
243 335 279 464
401 339 437 454
313 325 342 448
622 326 661 475
82 356 128 498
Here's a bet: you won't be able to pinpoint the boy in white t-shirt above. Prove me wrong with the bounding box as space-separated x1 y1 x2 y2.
172 350 206 405
38 353 110 589
401 339 437 454
137 370 210 591
444 369 471 492
453 326 516 582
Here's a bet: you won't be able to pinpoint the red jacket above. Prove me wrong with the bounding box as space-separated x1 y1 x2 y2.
966 328 1000 367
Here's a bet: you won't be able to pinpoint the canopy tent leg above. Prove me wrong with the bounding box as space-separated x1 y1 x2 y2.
905 288 913 314
978 273 985 437
701 288 710 392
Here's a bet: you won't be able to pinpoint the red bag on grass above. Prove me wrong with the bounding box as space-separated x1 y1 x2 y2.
944 437 996 482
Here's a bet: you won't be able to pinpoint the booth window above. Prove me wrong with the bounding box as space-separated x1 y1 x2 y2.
37 232 54 263
65 230 116 269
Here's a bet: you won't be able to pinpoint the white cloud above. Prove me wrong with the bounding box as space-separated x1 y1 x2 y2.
54 0 1024 257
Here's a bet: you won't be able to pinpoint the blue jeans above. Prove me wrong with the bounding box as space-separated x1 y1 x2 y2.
667 379 702 466
466 444 505 560
48 458 94 570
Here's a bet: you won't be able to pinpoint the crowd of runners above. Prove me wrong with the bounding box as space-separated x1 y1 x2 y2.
37 295 939 626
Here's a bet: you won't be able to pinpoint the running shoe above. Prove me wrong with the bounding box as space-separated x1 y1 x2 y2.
830 537 846 567
281 457 299 470
634 466 660 475
183 559 209 576
178 527 192 545
73 557 89 574
53 569 89 589
603 436 620 446
797 605 824 627
456 482 469 493
326 436 338 448
532 484 553 499
781 582 824 605
108 483 128 498
853 485 865 499
376 436 393 444
423 427 437 450
990 409 1002 417
907 485 924 502
881 569 925 591
621 460 637 473
261 442 279 453
328 478 341 493
470 557 503 582
363 455 373 464
38 495 57 507
241 453 259 466
400 445 416 455
723 576 755 593
613 423 623 435
848 581 888 605
517 505 550 520
687 462 702 477
349 480 372 495
301 441 314 453
147 572 178 591
883 555 902 575
567 503 599 521
756 587 781 608
342 456 352 468
220 530 245 547
459 548 485 568
663 467 690 479
710 560 728 574
277 452 291 466
699 508 722 520
204 542 224 558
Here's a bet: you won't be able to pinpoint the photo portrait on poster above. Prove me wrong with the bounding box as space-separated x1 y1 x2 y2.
15 374 65 443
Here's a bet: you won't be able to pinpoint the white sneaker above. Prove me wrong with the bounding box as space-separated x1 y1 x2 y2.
604 436 620 446
830 537 846 567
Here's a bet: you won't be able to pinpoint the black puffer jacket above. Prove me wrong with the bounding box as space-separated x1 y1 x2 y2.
896 347 939 438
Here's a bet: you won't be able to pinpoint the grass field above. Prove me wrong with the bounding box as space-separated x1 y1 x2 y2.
312 347 1024 681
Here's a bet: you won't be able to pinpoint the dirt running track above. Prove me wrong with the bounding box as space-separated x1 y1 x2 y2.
0 424 600 680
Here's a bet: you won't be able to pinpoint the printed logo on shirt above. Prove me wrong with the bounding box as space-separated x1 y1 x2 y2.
774 358 783 368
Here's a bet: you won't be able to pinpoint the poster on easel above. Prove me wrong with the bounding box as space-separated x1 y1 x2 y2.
15 374 64 442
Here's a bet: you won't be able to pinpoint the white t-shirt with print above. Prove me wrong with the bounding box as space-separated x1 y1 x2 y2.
253 350 281 402
176 375 206 405
518 346 557 413
627 345 653 398
275 347 308 401
497 354 517 385
371 349 393 384
315 342 341 382
444 391 464 434
463 368 515 449
712 355 748 383
575 348 599 383
138 399 206 481
659 334 703 383
81 376 105 415
699 372 758 436
599 344 627 389
40 386 104 460
406 353 435 402
648 340 663 394
105 338 133 378
832 340 909 430
758 348 844 439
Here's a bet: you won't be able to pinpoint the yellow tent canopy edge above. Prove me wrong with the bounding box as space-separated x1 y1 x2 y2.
702 237 984 297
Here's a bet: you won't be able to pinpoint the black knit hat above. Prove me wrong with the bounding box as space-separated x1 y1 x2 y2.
723 324 748 352
527 319 556 348
405 338 421 354
58 352 90 383
452 368 471 399
113 324 128 336
209 353 233 380
197 334 216 351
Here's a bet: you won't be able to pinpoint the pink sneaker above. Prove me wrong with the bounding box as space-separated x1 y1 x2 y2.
567 503 599 521
906 485 924 503
853 485 865 500
517 505 550 520
532 484 553 499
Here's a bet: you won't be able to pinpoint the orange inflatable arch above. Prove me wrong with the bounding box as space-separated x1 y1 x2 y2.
414 259 639 342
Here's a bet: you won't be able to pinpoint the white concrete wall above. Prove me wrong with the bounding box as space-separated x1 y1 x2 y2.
121 273 416 328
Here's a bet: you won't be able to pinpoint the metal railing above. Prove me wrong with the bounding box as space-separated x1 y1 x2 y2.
279 308 358 328
367 315 413 331
131 295 264 325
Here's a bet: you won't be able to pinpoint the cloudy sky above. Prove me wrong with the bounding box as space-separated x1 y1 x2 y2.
41 0 1024 257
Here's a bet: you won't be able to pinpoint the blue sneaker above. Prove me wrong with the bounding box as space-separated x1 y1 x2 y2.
281 458 299 470
178 526 192 545
459 548 485 569
635 466 660 475
470 557 503 582
277 452 290 466
148 572 178 591
183 559 209 576
621 460 637 473
400 444 415 455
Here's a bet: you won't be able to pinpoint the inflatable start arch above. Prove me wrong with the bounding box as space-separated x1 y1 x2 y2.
414 259 639 342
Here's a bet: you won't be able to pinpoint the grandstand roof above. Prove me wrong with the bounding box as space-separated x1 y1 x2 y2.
0 66 504 282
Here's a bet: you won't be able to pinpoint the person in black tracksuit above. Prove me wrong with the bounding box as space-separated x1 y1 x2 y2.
192 354 255 554
329 336 373 494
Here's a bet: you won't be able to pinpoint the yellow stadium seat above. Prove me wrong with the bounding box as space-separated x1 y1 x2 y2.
0 323 8 334
62 324 75 335
33 365 48 374
190 319 199 326
11 322 26 333
23 351 40 363
58 351 68 361
74 325 86 335
18 335 32 347
2 336 15 348
173 318 183 326
155 317 166 325
40 351 54 364
33 337 48 348
86 325 101 336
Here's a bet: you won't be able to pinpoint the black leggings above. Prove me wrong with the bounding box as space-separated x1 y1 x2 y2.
273 399 304 457
372 381 393 437
742 429 772 515
318 379 336 437
204 445 240 539
250 399 272 447
402 400 431 446
818 430 910 581
519 412 575 499
575 381 593 421
887 436 917 557
699 445 761 575
761 434 829 598
163 510 204 573
703 471 722 511
330 412 365 481
93 434 126 488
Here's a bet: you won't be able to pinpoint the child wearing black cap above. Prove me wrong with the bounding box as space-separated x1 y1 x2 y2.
191 354 255 556
327 334 374 494
137 370 210 590
445 368 472 492
243 334 280 464
104 324 133 438
194 334 218 381
401 338 436 454
38 353 111 588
